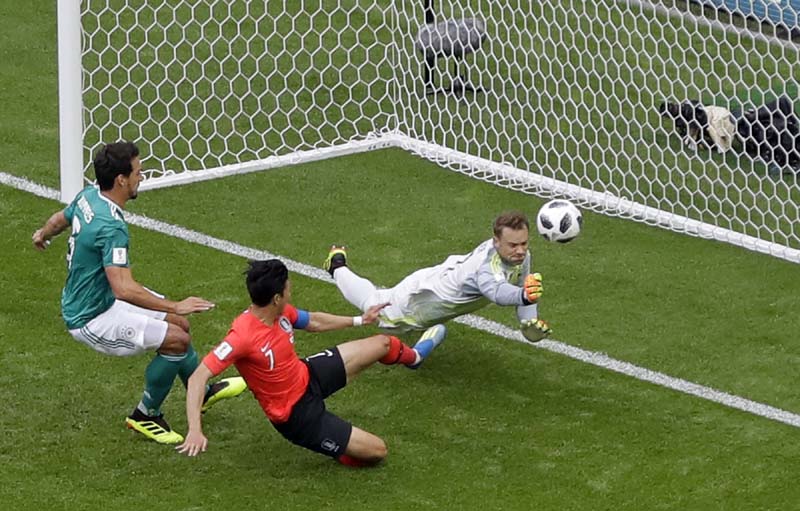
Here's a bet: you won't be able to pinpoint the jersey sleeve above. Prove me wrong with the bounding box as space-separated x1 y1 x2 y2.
203 331 246 376
476 253 527 306
283 304 310 330
99 225 130 268
63 200 77 224
63 186 89 223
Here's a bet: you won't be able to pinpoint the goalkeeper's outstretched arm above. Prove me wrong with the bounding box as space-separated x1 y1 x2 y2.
476 265 531 306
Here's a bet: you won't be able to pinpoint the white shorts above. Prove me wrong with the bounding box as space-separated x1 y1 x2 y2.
68 300 169 357
370 269 455 332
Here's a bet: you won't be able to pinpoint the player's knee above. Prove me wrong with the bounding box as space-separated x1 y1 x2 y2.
177 317 190 333
368 438 388 462
375 334 392 355
167 314 190 333
160 327 191 354
359 436 387 463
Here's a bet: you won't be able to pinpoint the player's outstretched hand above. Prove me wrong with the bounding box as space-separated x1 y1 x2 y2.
176 430 208 457
32 229 51 251
175 297 216 315
523 273 543 303
520 318 551 342
361 302 390 325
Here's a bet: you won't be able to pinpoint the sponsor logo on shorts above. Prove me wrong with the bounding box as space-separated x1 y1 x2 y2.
279 317 292 333
214 341 233 360
120 326 136 340
321 438 340 453
306 349 333 361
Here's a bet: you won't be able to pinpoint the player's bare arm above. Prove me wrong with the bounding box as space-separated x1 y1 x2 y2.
105 265 215 315
176 362 214 457
32 210 69 251
305 302 389 332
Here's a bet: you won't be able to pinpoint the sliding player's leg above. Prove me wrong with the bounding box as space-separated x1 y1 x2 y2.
335 335 420 381
273 399 387 467
339 426 387 467
291 344 394 466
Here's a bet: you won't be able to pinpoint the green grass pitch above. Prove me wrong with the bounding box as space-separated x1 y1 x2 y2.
2 1 800 510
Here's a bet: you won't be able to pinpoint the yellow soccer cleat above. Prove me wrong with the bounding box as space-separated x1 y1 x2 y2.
323 245 348 277
202 376 248 413
125 410 184 444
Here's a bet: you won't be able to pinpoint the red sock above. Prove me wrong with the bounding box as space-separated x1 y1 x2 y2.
378 336 418 366
337 454 371 468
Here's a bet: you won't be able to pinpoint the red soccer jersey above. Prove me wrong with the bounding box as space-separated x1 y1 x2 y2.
203 304 310 423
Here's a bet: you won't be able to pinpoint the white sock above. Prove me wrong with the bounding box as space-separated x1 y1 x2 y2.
334 267 380 312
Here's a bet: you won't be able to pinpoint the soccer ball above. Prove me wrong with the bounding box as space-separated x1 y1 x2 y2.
536 199 582 243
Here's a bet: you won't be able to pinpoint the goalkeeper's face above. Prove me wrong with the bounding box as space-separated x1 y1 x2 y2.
494 227 529 265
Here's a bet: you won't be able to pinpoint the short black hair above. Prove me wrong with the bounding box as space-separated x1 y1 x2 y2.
245 259 289 306
94 142 140 190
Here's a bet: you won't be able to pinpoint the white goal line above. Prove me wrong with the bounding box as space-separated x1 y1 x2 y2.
3 169 799 429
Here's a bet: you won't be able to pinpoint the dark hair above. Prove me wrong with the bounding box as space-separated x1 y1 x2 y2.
94 142 140 190
493 211 529 237
245 259 289 306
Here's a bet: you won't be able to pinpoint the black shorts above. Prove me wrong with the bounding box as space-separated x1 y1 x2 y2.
271 347 352 459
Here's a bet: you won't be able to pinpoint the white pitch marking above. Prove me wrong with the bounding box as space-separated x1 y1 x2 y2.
4 170 799 428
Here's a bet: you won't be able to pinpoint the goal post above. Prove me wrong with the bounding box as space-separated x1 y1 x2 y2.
57 0 84 203
59 0 800 263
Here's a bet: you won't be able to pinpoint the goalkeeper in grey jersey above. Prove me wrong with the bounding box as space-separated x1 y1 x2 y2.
323 211 550 369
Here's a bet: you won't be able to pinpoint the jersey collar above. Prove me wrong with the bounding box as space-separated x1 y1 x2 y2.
95 185 126 220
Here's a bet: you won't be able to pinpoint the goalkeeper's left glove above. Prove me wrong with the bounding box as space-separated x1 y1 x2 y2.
521 273 543 304
520 318 551 342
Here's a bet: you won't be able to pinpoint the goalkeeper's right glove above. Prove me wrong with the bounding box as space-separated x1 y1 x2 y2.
521 273 543 304
520 318 551 342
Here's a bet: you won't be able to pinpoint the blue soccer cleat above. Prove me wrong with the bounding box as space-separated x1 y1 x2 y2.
407 324 447 369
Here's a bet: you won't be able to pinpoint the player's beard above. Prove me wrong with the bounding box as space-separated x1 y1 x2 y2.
500 254 524 266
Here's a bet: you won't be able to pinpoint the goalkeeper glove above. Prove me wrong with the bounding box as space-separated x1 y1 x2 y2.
521 273 543 304
520 318 551 342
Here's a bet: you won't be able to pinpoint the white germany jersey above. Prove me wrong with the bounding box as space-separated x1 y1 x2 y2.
378 239 537 330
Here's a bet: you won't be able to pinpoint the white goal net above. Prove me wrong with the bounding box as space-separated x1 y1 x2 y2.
60 0 800 262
